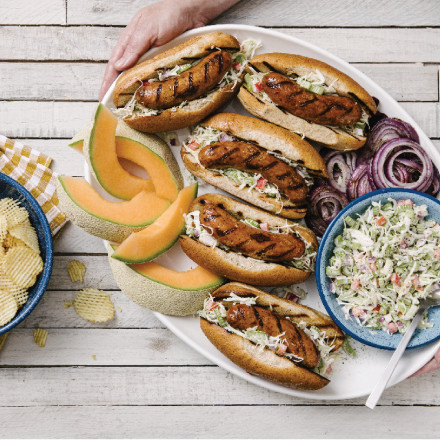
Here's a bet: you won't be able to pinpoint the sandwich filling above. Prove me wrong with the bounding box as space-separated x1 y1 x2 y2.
182 126 314 204
116 39 260 118
199 293 340 376
243 67 370 138
184 208 316 271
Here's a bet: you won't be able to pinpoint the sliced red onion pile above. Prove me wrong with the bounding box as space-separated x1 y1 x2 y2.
306 117 439 237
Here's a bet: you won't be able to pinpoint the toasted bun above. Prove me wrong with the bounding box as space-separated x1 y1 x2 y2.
200 281 343 390
180 193 317 286
123 82 239 133
201 112 327 177
200 319 329 390
212 282 344 350
181 113 327 219
239 53 377 151
112 32 241 133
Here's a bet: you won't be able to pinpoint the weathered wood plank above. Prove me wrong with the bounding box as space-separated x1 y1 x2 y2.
0 101 96 138
54 222 107 254
0 404 439 438
3 27 440 63
0 329 206 366
0 0 65 25
67 0 440 27
2 101 439 139
0 365 437 407
1 62 437 102
17 290 164 329
48 256 116 290
0 63 105 101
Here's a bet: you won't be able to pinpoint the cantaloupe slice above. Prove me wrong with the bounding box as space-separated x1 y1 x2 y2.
69 118 183 202
112 183 197 263
84 104 154 200
108 245 225 315
57 176 170 242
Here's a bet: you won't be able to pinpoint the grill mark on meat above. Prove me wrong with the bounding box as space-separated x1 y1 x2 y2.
204 213 220 221
188 72 194 94
256 243 276 256
299 96 318 107
276 172 291 181
252 306 264 328
249 233 272 243
206 144 222 153
156 84 162 103
218 146 240 161
173 78 178 96
217 52 224 74
262 161 278 171
274 314 283 333
288 182 307 190
244 151 261 164
204 62 209 81
215 226 238 237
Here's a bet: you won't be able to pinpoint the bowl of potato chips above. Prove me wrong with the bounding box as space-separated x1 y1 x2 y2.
0 173 53 334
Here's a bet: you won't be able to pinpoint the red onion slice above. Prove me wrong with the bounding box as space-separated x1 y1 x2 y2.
370 138 433 192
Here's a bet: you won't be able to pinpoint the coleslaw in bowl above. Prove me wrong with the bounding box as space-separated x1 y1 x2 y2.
317 188 440 350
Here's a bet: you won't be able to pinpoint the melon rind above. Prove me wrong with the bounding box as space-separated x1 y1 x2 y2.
57 177 163 243
107 245 224 316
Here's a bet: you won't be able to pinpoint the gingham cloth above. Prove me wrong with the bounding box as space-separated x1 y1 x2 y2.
0 135 67 236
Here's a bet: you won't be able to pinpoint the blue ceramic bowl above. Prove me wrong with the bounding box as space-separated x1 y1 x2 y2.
316 188 440 350
0 173 53 335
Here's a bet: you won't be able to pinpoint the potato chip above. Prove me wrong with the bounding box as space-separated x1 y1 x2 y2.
0 215 7 243
10 286 28 307
0 198 28 228
3 233 26 249
0 267 14 291
67 260 86 283
3 247 44 288
9 223 39 254
0 290 18 326
73 288 115 323
33 328 48 347
0 332 8 350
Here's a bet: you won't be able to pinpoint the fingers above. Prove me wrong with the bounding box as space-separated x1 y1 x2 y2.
409 351 440 378
99 63 120 101
114 30 156 71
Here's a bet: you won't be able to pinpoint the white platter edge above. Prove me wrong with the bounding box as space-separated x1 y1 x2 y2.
98 24 440 401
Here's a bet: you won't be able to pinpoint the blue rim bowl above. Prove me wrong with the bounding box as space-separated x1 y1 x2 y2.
316 188 440 350
0 173 53 335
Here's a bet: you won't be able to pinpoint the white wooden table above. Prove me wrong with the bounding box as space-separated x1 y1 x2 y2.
1 1 440 437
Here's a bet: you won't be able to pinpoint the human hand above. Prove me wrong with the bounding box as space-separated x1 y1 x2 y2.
410 346 440 378
99 0 240 101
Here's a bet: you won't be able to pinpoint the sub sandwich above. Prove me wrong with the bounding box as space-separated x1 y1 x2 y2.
112 32 259 132
238 53 377 150
181 113 327 219
179 193 318 286
200 282 345 390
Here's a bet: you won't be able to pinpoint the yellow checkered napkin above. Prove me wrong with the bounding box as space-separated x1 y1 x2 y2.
0 135 67 236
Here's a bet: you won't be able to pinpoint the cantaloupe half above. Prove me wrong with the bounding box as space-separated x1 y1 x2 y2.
84 104 154 200
112 183 197 263
57 176 170 242
108 244 225 315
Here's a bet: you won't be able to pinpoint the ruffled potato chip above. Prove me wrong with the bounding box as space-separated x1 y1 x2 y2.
0 215 7 243
0 290 18 326
73 288 115 323
3 247 44 288
9 223 39 254
67 260 86 283
33 328 48 347
0 198 28 228
3 233 26 249
10 286 28 307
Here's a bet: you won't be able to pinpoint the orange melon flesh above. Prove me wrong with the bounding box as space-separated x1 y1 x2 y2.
68 135 179 202
88 104 153 200
112 183 197 263
60 176 170 226
131 261 224 291
115 136 179 202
